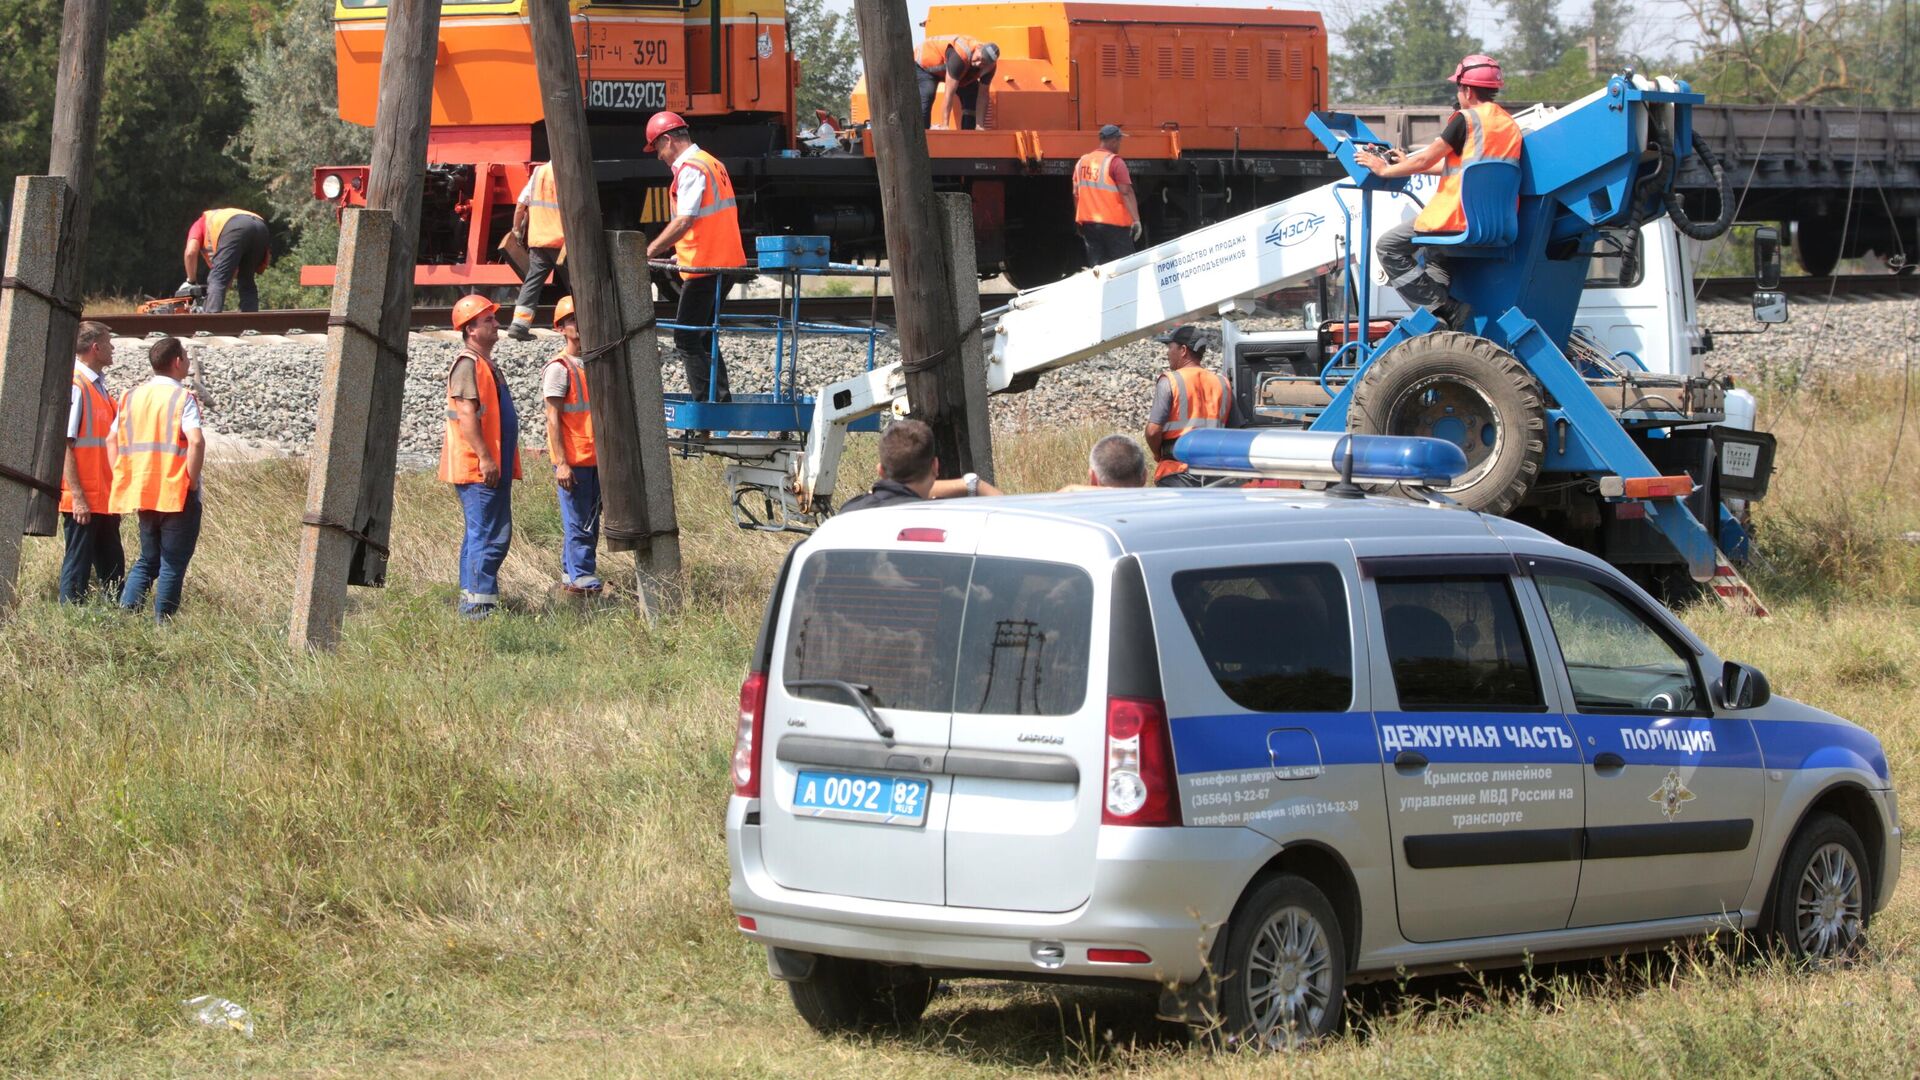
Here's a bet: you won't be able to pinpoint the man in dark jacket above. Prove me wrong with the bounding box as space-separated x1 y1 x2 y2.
839 419 1001 512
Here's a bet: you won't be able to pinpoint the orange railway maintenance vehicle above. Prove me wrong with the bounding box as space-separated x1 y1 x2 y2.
306 0 1336 290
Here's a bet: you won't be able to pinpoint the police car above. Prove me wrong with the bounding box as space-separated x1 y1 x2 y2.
725 432 1900 1047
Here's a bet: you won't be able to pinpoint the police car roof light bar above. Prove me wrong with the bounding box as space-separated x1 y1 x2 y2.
1172 429 1471 487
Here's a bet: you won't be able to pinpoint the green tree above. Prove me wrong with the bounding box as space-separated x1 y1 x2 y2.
1333 0 1484 103
1500 0 1574 75
787 0 862 124
232 0 369 234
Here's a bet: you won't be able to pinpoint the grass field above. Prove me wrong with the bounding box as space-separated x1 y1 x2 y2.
2 373 1916 1077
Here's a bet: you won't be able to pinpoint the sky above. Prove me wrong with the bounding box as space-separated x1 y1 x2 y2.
822 0 1705 64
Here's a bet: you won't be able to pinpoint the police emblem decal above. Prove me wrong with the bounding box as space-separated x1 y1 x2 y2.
1649 768 1696 821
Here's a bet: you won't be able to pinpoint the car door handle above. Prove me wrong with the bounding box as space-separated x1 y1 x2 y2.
1393 751 1428 771
1592 752 1627 772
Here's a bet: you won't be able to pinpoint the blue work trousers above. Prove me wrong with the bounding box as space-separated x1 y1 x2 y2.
455 479 514 612
556 465 601 587
60 511 125 604
120 492 202 621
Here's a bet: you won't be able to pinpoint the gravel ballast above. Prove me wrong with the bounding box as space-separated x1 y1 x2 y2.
107 296 1915 464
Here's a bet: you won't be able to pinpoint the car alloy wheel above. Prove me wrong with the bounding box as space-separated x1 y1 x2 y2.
1795 840 1865 959
1244 904 1335 1047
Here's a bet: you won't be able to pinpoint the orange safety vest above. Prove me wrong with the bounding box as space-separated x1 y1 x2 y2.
108 379 196 514
61 367 116 514
918 34 985 81
1154 366 1230 481
669 147 746 279
525 163 564 249
1414 102 1523 235
439 349 524 485
545 352 596 467
202 208 264 256
1074 149 1133 226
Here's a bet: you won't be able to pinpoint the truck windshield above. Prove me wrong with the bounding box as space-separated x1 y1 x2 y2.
783 551 1093 717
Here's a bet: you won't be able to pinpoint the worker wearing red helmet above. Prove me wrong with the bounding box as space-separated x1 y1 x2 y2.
542 296 601 594
1352 54 1522 330
916 34 999 130
644 111 747 407
439 293 522 619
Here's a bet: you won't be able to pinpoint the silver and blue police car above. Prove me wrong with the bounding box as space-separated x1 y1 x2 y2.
725 432 1900 1047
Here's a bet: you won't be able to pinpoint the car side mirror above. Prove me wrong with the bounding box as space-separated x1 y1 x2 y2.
1753 225 1782 289
1720 660 1771 710
1753 290 1789 324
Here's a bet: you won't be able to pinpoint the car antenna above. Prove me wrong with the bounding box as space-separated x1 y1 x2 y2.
1326 437 1365 499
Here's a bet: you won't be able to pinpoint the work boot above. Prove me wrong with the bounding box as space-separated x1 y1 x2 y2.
1432 299 1473 331
506 322 534 341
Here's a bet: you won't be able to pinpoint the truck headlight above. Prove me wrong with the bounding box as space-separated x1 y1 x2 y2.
322 174 343 200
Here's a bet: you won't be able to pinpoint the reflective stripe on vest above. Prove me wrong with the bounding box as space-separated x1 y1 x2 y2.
61 370 116 513
202 208 263 256
108 381 194 514
1414 102 1523 235
1074 150 1133 226
526 163 564 249
671 148 747 279
438 350 523 484
918 35 982 79
1155 366 1229 480
547 353 596 467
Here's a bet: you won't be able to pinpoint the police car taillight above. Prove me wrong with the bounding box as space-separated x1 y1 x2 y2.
733 671 769 798
1103 695 1179 826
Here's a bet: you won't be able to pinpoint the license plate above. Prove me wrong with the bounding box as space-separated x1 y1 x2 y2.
793 769 930 827
585 79 668 111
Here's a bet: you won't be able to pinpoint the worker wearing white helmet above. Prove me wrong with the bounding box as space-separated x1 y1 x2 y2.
1353 54 1523 331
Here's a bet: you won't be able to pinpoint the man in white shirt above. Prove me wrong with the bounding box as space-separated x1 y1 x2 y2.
59 321 124 603
644 112 748 407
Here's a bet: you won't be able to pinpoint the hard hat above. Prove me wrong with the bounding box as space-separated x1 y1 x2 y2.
1449 54 1504 89
451 294 497 330
645 110 690 151
553 295 576 328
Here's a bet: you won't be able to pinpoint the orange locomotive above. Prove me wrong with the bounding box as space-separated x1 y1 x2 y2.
307 1 1333 290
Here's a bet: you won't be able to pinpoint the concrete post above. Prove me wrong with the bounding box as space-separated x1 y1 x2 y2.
937 192 995 483
0 177 74 613
609 229 682 619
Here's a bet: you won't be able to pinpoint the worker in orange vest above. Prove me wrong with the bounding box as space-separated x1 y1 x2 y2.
59 320 124 604
542 296 601 594
645 111 748 407
916 34 999 130
508 162 564 340
1074 124 1144 266
183 207 270 313
109 337 206 621
440 294 522 619
1354 54 1522 330
1144 325 1235 488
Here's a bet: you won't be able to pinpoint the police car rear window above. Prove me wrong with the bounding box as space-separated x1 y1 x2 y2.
1171 564 1354 712
1376 575 1544 711
782 551 1093 716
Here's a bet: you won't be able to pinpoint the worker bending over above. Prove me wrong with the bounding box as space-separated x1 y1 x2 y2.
645 111 747 406
508 161 565 340
1074 124 1143 266
440 295 521 620
110 337 206 622
916 35 999 130
183 207 270 313
1353 54 1520 330
59 321 123 604
1144 325 1234 488
542 296 601 594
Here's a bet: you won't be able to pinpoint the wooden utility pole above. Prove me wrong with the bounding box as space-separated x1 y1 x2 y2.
849 0 978 476
289 0 440 648
0 0 107 612
528 0 680 612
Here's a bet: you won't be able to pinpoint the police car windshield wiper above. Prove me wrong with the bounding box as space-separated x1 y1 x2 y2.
788 679 895 743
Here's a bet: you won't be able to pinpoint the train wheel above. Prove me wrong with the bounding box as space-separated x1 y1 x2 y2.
1795 218 1842 277
1349 332 1546 515
1004 239 1081 290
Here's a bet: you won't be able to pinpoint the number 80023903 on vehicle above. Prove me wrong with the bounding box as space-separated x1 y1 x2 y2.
725 486 1900 1048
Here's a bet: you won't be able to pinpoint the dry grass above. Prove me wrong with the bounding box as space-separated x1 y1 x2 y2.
0 372 1915 1076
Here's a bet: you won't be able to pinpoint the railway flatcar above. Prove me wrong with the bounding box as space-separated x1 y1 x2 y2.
302 0 1340 289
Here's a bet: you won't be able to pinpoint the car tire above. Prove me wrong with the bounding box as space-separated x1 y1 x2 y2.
1768 812 1871 962
1218 874 1347 1048
1348 331 1546 515
787 955 937 1034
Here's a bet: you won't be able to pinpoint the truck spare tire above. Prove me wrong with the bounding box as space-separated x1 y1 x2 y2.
1348 331 1546 515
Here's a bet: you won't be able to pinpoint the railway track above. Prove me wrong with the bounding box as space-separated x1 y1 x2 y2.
84 275 1912 340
